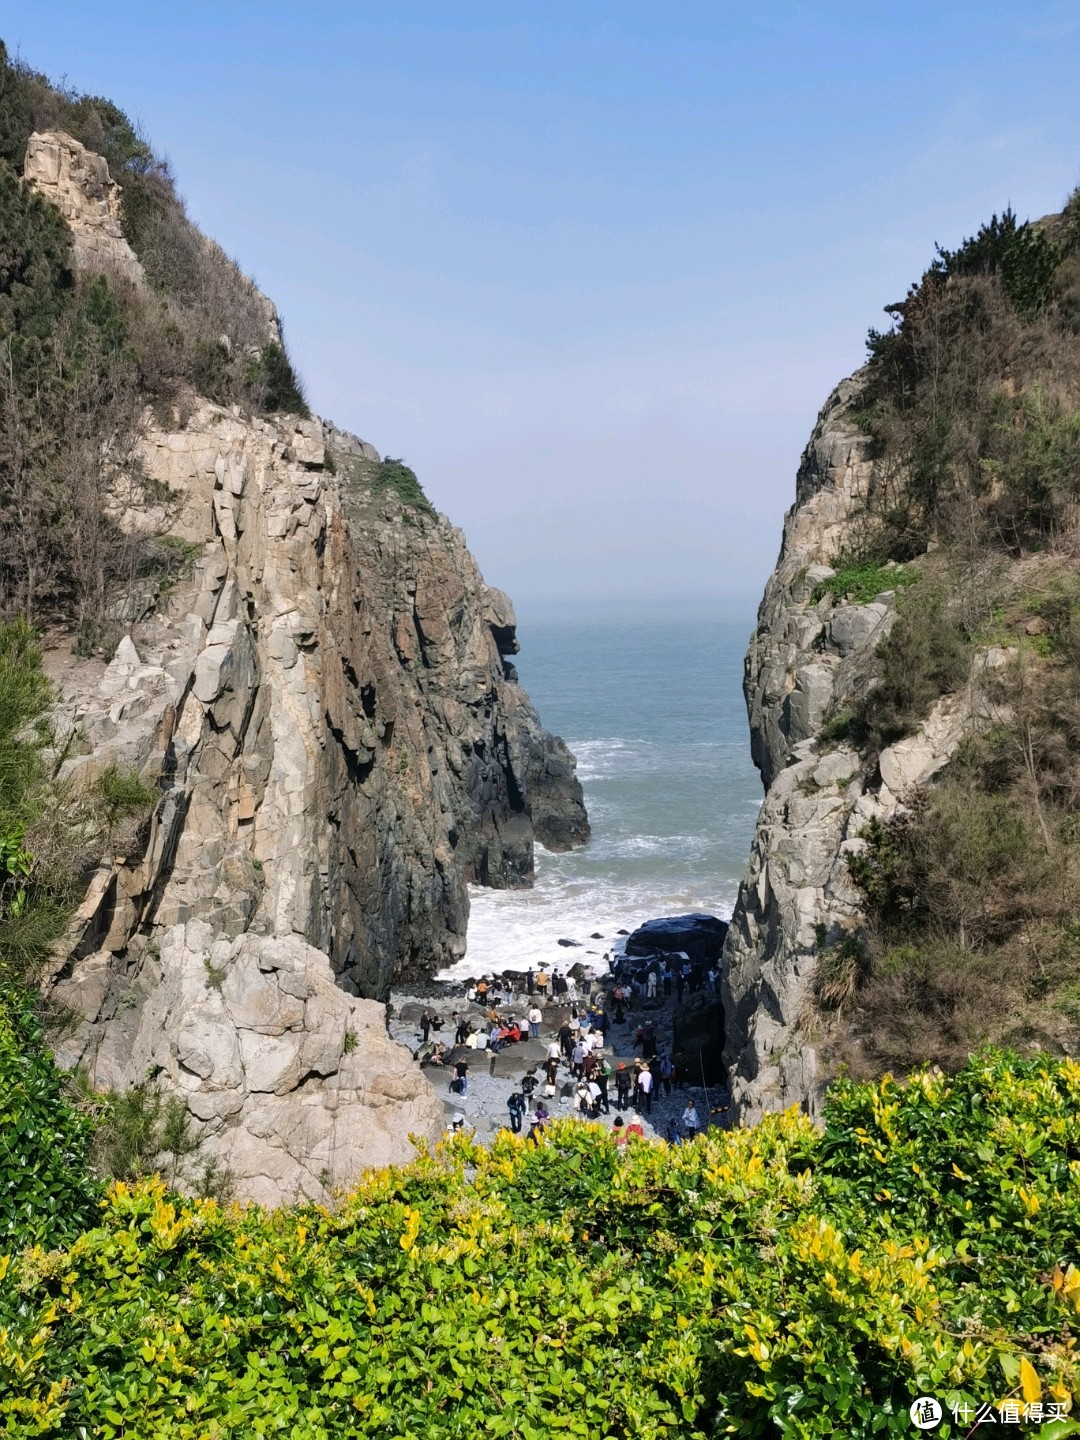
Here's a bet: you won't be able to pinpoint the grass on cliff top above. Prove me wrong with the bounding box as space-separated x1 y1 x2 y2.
812 559 918 605
849 194 1080 564
1 1047 1079 1437
341 455 436 515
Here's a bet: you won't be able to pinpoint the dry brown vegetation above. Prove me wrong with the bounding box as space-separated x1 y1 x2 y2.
820 200 1080 1079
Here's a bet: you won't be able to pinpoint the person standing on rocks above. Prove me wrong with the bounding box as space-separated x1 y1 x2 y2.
454 1014 471 1047
526 968 535 995
659 1053 674 1097
527 1003 542 1039
682 1100 700 1140
507 1090 525 1133
571 1038 588 1079
453 1057 469 1097
662 962 672 998
558 1019 573 1059
420 1008 432 1044
536 968 549 998
615 1063 632 1110
647 968 658 1000
597 1059 612 1114
636 1063 654 1115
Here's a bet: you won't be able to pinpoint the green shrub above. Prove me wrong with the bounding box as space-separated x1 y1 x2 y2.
813 932 868 1010
931 207 1059 315
853 585 969 752
94 764 157 827
244 340 309 416
202 956 226 989
816 709 856 746
979 385 1080 545
345 455 435 513
812 560 917 605
0 622 71 979
90 1082 201 1185
0 984 98 1250
1 1053 1079 1435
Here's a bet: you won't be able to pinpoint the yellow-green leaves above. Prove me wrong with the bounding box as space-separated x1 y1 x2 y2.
2 1052 1079 1437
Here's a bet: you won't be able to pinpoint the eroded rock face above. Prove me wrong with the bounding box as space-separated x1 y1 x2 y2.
45 400 587 1200
24 130 144 285
722 378 988 1126
54 921 446 1208
22 128 587 1204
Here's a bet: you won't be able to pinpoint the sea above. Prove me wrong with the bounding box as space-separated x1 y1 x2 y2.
440 601 764 981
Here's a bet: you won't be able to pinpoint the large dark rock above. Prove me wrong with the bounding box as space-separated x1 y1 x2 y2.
625 913 728 964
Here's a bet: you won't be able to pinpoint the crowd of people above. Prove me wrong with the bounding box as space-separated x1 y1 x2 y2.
419 949 729 1145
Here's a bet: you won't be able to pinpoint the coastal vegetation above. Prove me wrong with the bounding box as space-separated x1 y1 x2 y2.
338 452 436 515
0 622 156 987
4 33 1080 1438
0 40 308 640
2 1045 1080 1436
810 194 1080 1083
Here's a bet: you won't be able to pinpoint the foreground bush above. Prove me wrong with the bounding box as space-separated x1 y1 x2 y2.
1 1051 1078 1437
0 985 97 1251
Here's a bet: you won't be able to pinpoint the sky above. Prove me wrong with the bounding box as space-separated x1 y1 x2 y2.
8 2 1080 610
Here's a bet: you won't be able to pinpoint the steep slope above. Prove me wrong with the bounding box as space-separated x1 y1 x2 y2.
0 107 586 1202
724 200 1080 1123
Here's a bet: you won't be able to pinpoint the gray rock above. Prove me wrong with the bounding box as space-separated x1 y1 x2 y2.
724 374 990 1126
38 391 590 1205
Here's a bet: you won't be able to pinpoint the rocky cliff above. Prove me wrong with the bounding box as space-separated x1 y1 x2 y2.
19 131 587 1203
722 378 998 1125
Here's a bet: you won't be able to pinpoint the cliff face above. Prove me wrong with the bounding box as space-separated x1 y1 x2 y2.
722 379 990 1125
25 132 587 1204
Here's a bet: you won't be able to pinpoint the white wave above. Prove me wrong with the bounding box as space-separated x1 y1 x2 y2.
438 870 737 982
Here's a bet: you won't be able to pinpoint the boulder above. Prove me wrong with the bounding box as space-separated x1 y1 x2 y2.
51 920 446 1207
625 914 729 964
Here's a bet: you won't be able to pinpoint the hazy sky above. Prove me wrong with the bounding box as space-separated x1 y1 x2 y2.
9 3 1080 606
